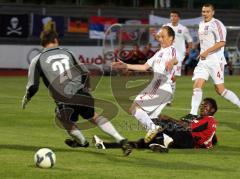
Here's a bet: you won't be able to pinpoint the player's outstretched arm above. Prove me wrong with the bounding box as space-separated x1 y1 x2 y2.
112 60 128 70
112 60 150 71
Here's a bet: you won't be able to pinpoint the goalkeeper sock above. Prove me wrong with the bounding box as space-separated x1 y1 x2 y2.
190 88 202 115
95 116 125 143
68 129 87 145
221 89 240 107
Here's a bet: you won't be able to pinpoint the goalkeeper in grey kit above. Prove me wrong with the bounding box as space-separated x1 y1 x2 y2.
22 30 132 156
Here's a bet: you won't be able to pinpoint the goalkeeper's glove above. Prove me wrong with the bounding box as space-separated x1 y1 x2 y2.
22 92 30 109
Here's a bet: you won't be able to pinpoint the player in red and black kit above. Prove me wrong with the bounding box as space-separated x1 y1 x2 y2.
151 97 217 150
93 98 218 152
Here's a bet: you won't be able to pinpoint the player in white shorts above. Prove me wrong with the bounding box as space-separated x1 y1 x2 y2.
182 3 240 120
163 10 192 104
112 26 178 143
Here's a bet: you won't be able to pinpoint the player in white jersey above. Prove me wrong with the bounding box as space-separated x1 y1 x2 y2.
112 26 178 143
163 10 192 105
164 10 193 76
182 3 240 120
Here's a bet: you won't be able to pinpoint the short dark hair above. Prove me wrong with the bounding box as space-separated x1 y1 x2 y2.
40 30 58 47
161 26 175 41
170 10 181 17
203 3 215 10
203 98 218 115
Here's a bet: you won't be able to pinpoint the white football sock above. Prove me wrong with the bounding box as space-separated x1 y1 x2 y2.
190 88 202 115
69 129 86 145
133 107 158 131
163 133 173 147
221 89 240 107
95 116 124 143
149 103 167 119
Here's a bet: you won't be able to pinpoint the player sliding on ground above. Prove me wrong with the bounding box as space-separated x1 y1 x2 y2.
22 30 132 156
112 26 178 144
93 98 218 152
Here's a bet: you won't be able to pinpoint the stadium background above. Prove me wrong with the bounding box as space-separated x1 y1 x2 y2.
0 0 240 45
0 0 240 75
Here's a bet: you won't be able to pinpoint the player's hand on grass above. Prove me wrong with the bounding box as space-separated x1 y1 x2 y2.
111 60 128 70
22 93 30 109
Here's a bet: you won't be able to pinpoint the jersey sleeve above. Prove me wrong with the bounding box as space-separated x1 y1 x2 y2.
146 51 158 67
213 20 226 42
202 118 217 148
183 27 193 43
25 54 41 99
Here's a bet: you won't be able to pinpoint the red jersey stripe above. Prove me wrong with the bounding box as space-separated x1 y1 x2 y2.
214 20 224 41
171 47 176 58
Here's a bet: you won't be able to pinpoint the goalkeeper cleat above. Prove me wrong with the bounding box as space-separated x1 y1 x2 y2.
120 139 132 156
166 102 172 107
149 143 169 153
21 94 30 109
92 135 106 149
144 126 162 143
65 139 89 148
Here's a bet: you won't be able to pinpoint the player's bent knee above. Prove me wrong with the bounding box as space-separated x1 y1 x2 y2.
130 107 134 115
129 103 137 115
130 103 141 116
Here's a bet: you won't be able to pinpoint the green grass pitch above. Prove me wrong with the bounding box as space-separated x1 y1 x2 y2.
0 75 240 178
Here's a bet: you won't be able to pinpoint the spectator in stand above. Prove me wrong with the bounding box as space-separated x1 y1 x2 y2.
114 44 125 60
142 43 155 64
184 43 200 75
128 44 145 64
160 0 171 8
145 43 155 59
141 46 149 63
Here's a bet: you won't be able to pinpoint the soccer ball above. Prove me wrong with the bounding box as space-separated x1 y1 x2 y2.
34 148 56 168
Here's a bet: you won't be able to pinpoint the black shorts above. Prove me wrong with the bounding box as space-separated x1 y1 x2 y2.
55 92 95 121
157 119 195 148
